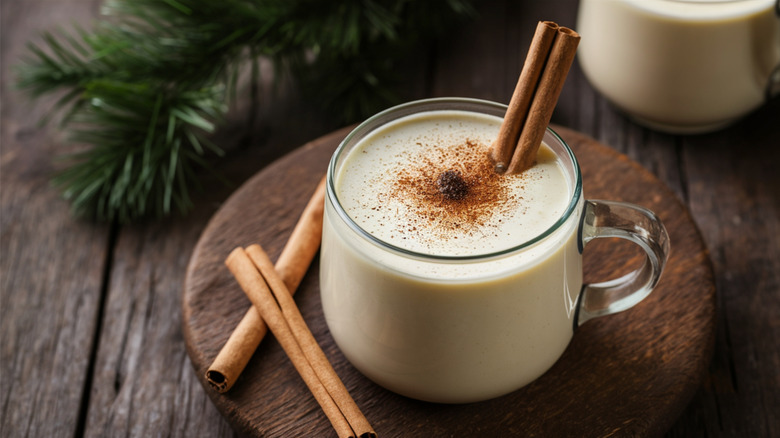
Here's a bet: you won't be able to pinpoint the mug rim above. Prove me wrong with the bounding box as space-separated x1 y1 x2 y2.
326 97 584 262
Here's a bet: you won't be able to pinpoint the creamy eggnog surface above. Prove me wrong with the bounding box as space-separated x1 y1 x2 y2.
334 110 570 257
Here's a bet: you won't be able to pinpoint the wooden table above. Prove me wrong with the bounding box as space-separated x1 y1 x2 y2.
2 1 778 437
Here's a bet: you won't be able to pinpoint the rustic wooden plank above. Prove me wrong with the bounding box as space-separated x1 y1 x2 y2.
0 1 107 437
78 154 249 437
79 74 342 436
4 0 777 437
81 204 236 438
668 100 780 438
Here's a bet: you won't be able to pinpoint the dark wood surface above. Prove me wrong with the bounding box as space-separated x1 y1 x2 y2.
182 125 716 437
2 1 778 437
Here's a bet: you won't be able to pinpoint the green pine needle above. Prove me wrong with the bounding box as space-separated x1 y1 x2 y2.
16 0 474 222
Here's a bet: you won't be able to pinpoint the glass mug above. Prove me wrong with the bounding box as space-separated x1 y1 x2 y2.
576 0 780 134
319 98 670 403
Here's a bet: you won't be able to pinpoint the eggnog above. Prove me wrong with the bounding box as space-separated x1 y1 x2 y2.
320 98 671 403
576 0 780 133
335 111 571 257
320 104 584 402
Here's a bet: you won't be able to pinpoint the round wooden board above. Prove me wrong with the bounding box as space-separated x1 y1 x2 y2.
182 125 716 437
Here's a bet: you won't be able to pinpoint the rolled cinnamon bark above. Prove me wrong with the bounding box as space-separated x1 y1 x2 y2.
506 26 580 174
490 21 580 175
225 247 358 438
206 176 326 392
490 21 559 172
246 244 375 438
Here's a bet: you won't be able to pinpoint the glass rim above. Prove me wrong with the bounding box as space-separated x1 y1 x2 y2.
620 0 775 19
326 97 584 263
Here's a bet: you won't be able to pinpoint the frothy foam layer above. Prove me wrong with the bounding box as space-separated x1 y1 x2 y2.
335 111 570 257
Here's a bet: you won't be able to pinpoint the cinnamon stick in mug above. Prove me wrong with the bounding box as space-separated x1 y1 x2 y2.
206 176 326 392
490 21 559 172
490 21 580 174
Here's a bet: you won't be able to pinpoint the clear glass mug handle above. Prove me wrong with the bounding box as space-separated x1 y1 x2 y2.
576 200 670 326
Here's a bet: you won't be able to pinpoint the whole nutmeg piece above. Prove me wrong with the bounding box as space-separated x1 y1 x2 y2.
436 169 469 201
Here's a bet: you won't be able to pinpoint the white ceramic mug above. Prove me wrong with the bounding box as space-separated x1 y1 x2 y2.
576 0 780 134
319 98 670 403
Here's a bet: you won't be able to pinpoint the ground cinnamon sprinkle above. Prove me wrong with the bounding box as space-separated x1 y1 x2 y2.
380 139 526 244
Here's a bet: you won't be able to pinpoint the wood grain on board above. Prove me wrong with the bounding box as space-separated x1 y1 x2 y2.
182 125 716 437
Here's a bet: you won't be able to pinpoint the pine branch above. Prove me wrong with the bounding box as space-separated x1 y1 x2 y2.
52 80 227 222
16 0 475 222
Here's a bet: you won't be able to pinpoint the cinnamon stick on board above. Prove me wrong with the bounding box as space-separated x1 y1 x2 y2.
206 176 326 392
246 244 376 438
490 21 580 174
224 248 358 438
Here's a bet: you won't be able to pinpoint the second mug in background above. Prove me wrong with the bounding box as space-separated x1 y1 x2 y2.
577 0 780 134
